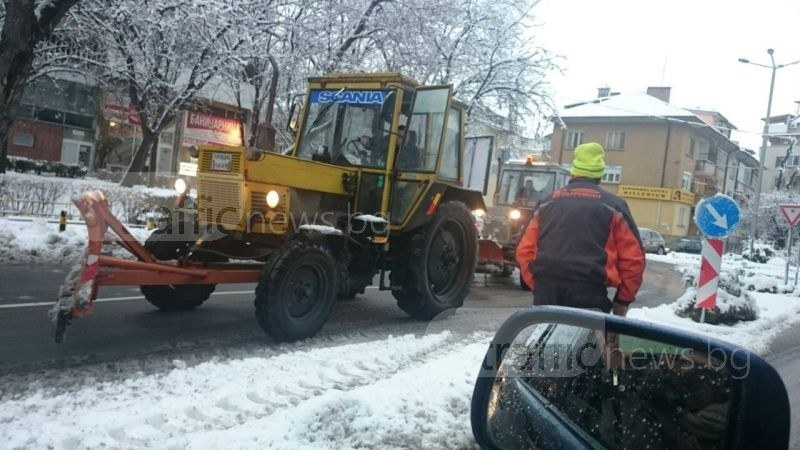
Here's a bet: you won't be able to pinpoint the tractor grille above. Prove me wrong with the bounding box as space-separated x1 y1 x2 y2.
198 179 243 228
199 150 242 173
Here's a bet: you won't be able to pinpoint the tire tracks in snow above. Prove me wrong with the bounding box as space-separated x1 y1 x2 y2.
0 331 492 449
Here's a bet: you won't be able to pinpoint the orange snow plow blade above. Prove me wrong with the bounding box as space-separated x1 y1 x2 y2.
51 191 261 343
476 238 516 275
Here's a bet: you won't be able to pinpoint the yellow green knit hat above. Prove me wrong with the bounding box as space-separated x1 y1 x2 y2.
571 142 606 178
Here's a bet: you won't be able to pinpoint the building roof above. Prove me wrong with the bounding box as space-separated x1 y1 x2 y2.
559 92 698 119
689 109 738 130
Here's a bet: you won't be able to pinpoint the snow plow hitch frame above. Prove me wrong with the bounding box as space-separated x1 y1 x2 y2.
51 191 262 343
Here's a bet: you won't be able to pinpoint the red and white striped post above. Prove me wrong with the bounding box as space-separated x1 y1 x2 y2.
696 238 724 321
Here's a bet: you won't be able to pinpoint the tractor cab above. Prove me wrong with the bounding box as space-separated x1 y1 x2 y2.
476 158 570 281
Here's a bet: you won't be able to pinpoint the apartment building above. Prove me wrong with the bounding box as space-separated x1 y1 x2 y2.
550 87 756 243
761 113 800 192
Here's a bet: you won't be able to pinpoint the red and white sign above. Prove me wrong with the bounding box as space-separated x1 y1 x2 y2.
779 204 800 227
696 238 724 309
182 111 242 147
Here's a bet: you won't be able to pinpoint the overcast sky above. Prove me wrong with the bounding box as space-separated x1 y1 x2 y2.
532 0 800 150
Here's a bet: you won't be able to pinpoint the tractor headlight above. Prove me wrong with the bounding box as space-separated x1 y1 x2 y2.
174 178 187 195
472 208 485 217
509 209 521 220
266 190 280 208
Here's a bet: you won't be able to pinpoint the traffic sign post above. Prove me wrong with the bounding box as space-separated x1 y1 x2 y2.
778 204 800 285
693 195 741 323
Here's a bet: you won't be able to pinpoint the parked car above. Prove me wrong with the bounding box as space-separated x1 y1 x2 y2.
471 307 791 449
674 236 702 254
638 227 667 254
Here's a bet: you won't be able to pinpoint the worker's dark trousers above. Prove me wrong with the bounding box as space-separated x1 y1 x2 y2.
532 277 612 313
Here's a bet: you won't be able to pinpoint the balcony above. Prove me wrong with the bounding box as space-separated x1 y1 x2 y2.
694 160 719 178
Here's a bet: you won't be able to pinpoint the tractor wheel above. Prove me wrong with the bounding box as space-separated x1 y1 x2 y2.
254 241 338 342
141 284 215 311
391 201 477 319
142 222 216 310
144 222 196 261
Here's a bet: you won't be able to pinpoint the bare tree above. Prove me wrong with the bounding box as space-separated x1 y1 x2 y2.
377 0 557 133
0 0 80 173
72 0 250 186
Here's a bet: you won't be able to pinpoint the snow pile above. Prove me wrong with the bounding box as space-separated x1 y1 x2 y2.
0 332 491 449
638 250 800 352
0 218 152 265
630 292 800 354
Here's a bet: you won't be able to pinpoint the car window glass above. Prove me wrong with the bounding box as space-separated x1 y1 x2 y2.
493 324 735 449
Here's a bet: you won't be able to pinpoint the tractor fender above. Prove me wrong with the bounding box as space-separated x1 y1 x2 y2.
401 183 486 233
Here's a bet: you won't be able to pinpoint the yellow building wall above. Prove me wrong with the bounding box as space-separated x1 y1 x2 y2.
623 198 692 239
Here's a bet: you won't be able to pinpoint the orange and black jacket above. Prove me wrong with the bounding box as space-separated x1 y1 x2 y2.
515 178 646 304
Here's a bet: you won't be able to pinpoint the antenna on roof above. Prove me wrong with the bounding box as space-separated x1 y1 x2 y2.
660 56 668 85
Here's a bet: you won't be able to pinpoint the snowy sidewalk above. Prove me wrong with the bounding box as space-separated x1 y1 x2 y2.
0 332 490 449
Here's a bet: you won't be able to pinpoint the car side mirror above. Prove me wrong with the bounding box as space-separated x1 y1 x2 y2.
471 306 790 449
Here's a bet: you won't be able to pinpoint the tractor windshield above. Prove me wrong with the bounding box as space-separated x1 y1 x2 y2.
296 88 397 168
498 169 556 207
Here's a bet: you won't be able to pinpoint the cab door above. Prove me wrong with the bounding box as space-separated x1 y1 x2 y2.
388 86 452 226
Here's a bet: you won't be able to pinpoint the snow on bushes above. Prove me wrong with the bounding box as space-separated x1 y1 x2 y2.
0 172 176 222
741 242 776 264
674 268 758 325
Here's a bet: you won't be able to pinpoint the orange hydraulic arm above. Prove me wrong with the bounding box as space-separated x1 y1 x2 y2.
51 191 262 343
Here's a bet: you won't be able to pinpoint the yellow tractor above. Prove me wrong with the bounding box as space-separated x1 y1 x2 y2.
55 73 485 343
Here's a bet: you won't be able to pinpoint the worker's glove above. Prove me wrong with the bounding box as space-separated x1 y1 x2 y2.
611 299 630 317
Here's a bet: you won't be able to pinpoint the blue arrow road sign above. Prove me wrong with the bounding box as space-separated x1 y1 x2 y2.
694 194 741 238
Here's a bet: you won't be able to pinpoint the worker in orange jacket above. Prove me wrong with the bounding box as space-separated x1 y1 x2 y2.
515 142 645 316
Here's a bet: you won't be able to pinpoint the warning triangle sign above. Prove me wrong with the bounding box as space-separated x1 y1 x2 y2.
779 204 800 227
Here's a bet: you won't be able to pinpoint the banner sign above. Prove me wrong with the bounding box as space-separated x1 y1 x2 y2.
618 185 695 205
182 111 241 147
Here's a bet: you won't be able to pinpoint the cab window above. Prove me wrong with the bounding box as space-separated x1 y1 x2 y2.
439 106 461 180
296 89 397 168
397 88 449 172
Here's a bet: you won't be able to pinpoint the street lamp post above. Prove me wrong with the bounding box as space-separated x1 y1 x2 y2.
739 49 800 254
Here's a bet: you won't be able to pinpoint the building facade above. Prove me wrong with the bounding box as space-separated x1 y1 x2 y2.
761 113 800 192
8 75 98 166
550 87 756 245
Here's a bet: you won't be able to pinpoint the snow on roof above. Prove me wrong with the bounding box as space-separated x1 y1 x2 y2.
559 92 698 119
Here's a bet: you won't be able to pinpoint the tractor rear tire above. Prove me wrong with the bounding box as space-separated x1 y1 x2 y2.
255 241 338 342
391 201 477 320
141 284 215 311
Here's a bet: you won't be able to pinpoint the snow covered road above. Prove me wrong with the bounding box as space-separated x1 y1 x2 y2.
1 332 490 449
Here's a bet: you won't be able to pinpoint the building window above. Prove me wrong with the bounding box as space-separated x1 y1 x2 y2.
12 132 34 147
687 138 696 158
778 154 800 167
565 131 583 149
605 131 626 150
601 165 622 184
682 171 692 191
678 207 688 227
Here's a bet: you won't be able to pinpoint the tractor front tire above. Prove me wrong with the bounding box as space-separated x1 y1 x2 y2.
141 284 215 311
391 201 477 320
141 224 216 310
255 241 338 342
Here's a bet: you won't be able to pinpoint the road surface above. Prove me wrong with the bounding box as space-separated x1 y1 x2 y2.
0 260 683 374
